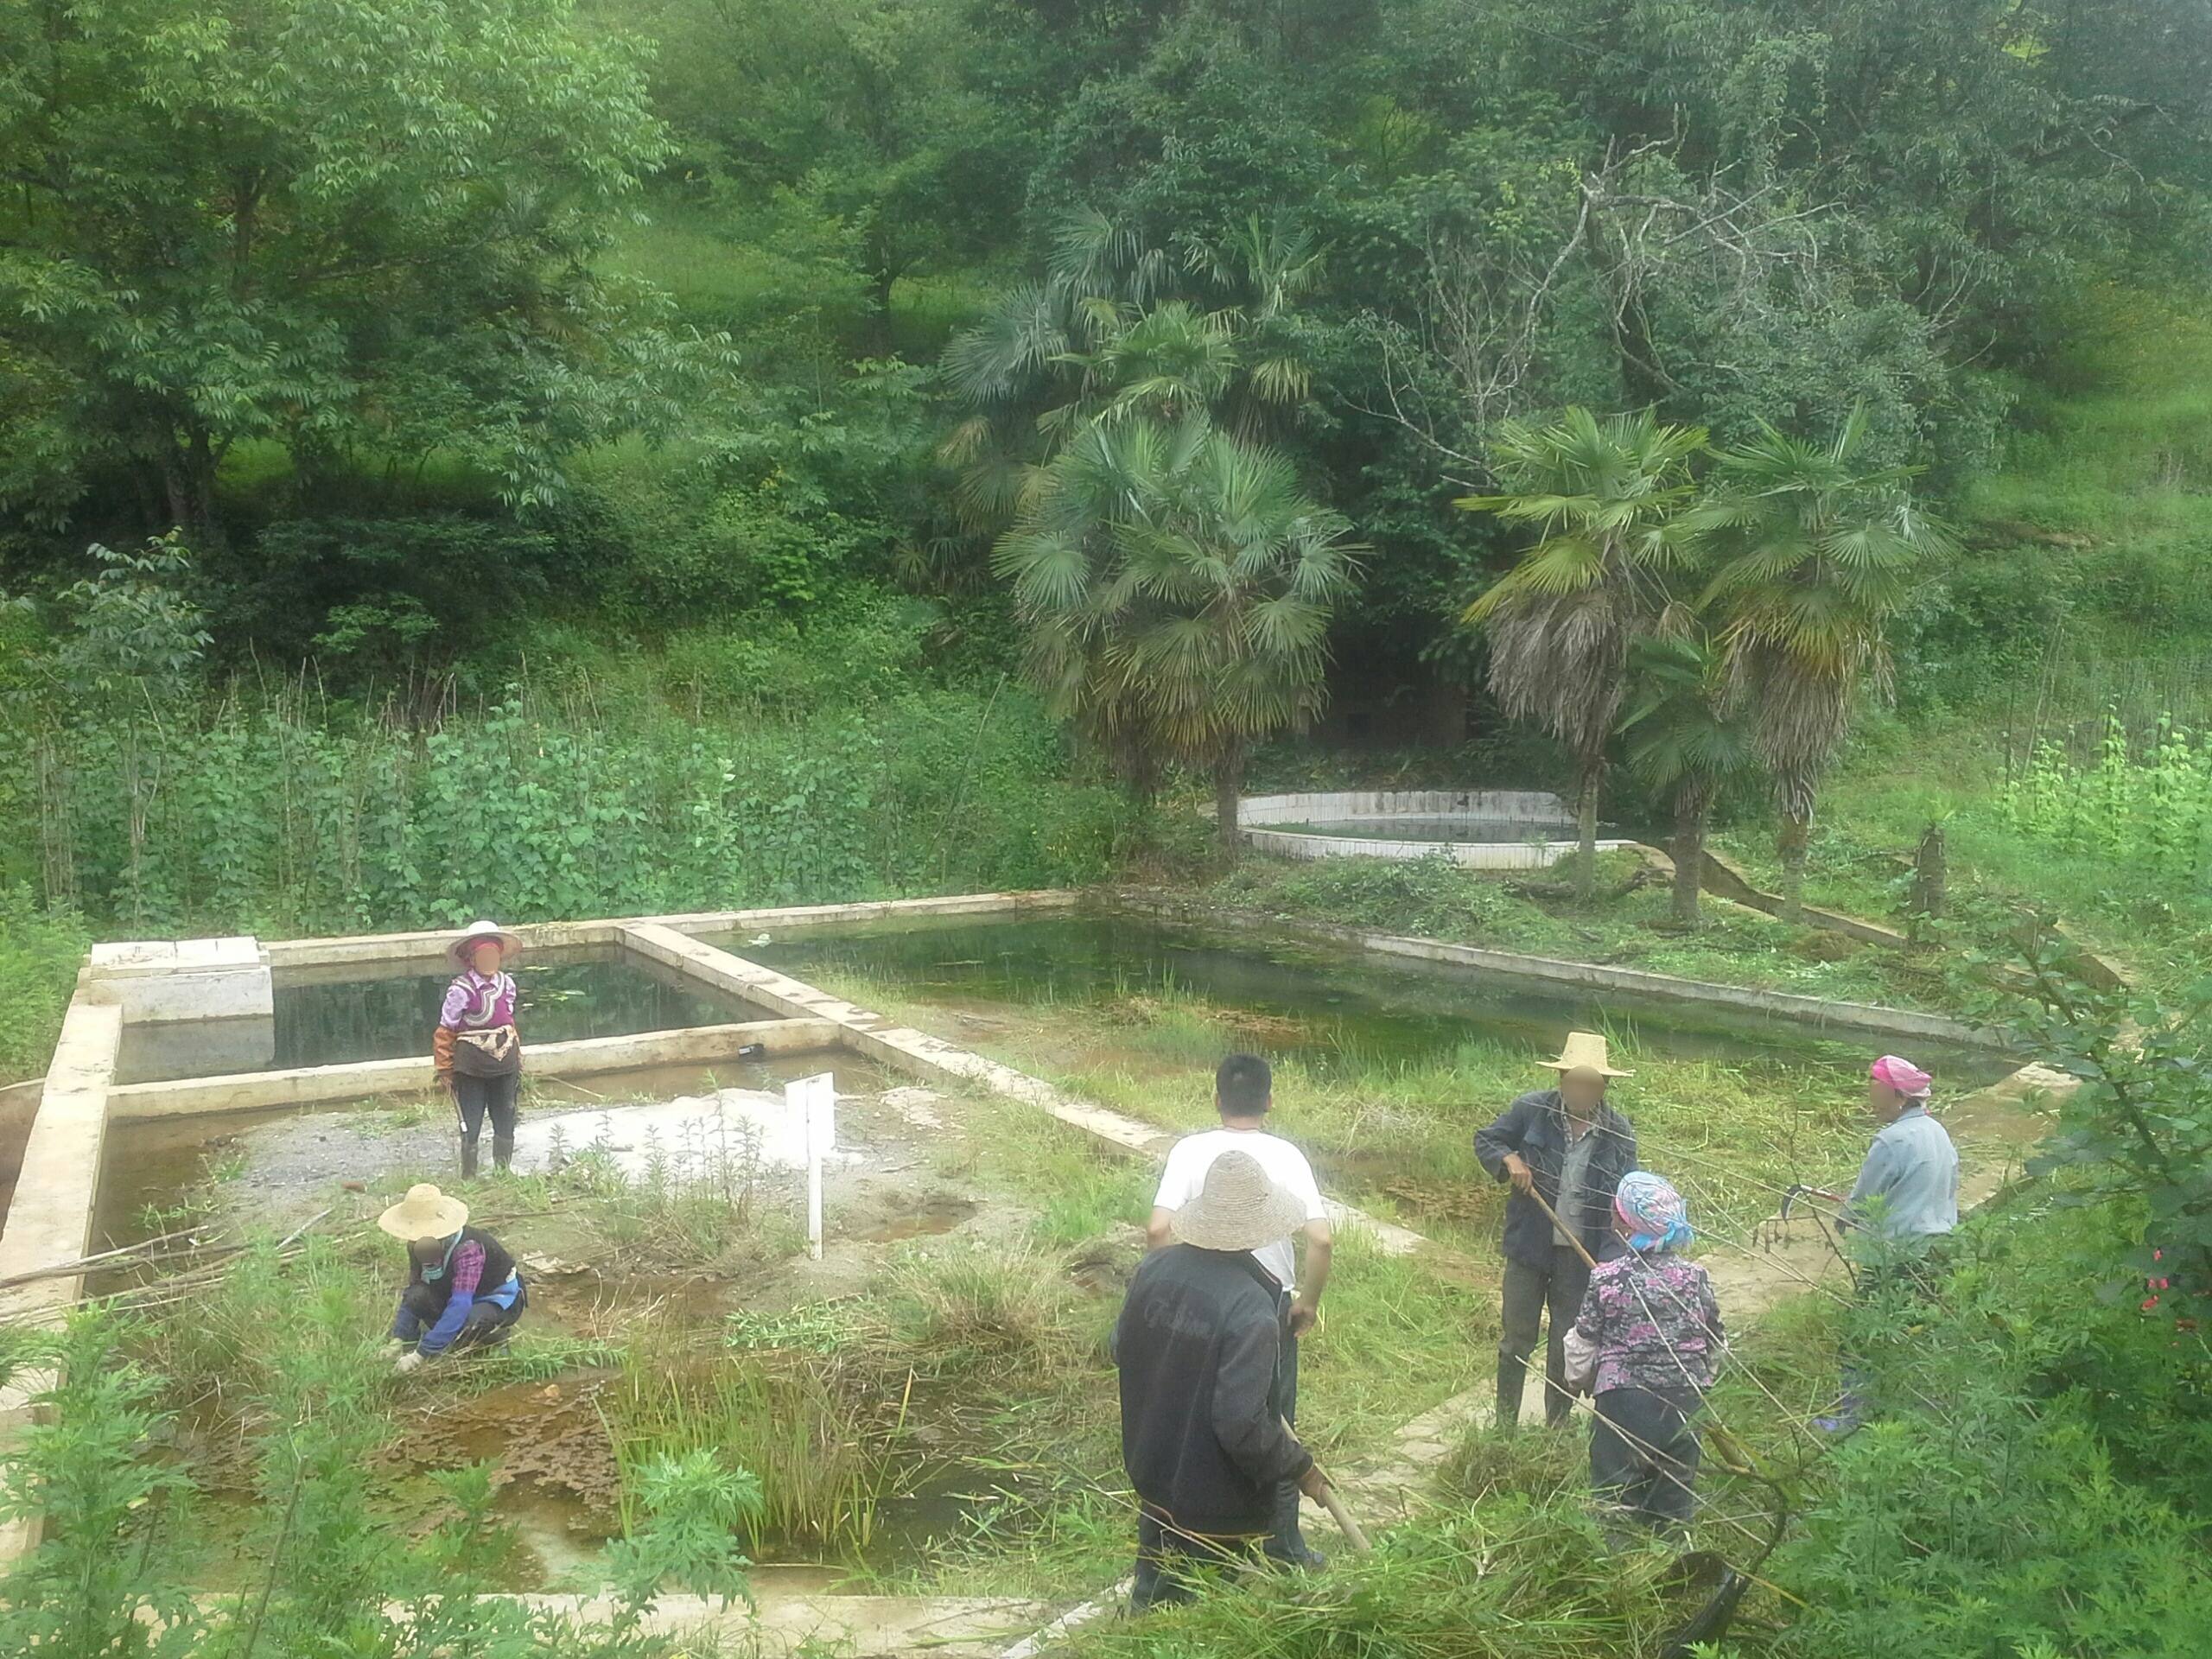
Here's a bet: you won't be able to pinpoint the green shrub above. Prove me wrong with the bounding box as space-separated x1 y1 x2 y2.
1776 1188 2212 1657
0 1316 203 1657
0 887 89 1083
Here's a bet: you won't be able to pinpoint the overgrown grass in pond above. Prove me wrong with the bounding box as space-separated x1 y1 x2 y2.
601 1345 898 1556
811 969 1879 1245
881 1239 1085 1374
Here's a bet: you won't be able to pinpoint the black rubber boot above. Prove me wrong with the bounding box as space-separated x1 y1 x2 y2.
1496 1357 1529 1433
1265 1480 1327 1570
493 1134 514 1173
460 1135 480 1180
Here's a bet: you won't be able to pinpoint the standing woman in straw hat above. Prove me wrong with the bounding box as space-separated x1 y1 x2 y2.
1474 1031 1639 1430
434 921 525 1178
381 1183 527 1373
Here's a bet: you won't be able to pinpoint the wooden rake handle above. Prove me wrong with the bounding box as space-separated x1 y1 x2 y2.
1521 1180 1599 1271
1316 1479 1372 1555
1283 1415 1373 1556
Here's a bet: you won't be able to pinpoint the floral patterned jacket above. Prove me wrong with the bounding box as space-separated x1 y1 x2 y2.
1563 1251 1726 1398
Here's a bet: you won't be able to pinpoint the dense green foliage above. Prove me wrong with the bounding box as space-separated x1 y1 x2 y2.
3 8 2212 1642
0 0 730 537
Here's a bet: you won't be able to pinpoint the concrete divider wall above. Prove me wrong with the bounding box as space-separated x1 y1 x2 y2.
106 1018 841 1120
1113 888 2018 1052
264 891 1080 970
0 999 124 1316
0 995 124 1565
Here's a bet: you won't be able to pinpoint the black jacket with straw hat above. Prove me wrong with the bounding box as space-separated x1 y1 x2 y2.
1113 1150 1315 1538
1475 1031 1639 1268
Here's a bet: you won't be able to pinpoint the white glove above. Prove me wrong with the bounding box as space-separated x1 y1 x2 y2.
395 1349 425 1376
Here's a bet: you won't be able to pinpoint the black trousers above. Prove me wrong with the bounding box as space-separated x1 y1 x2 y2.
1130 1510 1263 1611
1498 1245 1592 1428
453 1071 519 1177
1833 1241 1951 1425
391 1279 526 1351
1267 1308 1311 1564
1591 1386 1701 1535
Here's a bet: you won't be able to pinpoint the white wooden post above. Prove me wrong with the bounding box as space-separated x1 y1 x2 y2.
788 1072 835 1261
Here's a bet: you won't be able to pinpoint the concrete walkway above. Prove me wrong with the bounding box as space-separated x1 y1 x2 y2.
518 1590 1045 1656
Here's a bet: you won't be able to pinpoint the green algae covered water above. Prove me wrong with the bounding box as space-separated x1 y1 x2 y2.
711 910 2016 1084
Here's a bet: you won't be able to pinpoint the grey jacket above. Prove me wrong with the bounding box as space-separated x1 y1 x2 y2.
1846 1103 1958 1240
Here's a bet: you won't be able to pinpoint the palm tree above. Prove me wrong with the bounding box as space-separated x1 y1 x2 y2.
1458 408 1709 901
1619 632 1757 927
994 413 1360 853
1700 406 1948 921
942 211 1323 540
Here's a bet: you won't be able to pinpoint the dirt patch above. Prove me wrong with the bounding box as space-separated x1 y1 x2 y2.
393 1371 626 1516
859 1198 979 1243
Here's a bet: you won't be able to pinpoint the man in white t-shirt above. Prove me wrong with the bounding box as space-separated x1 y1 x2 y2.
1146 1053 1333 1567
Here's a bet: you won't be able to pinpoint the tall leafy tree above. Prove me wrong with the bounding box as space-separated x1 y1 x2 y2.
1459 408 1708 901
993 413 1358 850
619 0 1027 342
1702 406 1948 919
0 0 731 540
1619 631 1756 928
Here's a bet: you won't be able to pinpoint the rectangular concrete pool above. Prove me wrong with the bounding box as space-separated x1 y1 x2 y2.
114 945 776 1084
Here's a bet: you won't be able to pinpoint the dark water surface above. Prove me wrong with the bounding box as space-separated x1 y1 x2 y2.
114 947 768 1084
710 911 2014 1083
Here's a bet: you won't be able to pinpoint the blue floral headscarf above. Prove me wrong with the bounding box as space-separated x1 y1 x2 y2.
1613 1170 1694 1253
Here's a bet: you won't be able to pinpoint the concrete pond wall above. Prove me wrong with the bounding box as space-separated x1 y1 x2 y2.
1236 788 1626 871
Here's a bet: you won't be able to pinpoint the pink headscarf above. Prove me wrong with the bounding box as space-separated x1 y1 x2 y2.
1869 1054 1932 1098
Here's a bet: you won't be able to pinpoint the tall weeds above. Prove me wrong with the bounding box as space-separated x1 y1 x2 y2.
1999 706 2212 878
601 1350 894 1555
1 679 1127 934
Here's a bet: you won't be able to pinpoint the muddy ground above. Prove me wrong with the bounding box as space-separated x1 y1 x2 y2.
119 1065 1118 1593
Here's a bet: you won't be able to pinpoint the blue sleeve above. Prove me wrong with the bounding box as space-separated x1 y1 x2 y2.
419 1288 474 1355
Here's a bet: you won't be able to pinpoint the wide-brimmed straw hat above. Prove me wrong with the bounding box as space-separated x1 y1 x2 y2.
1171 1151 1308 1254
378 1182 468 1242
1538 1031 1632 1079
448 919 523 968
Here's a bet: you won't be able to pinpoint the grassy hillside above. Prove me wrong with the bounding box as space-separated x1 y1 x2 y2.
1930 283 2212 724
